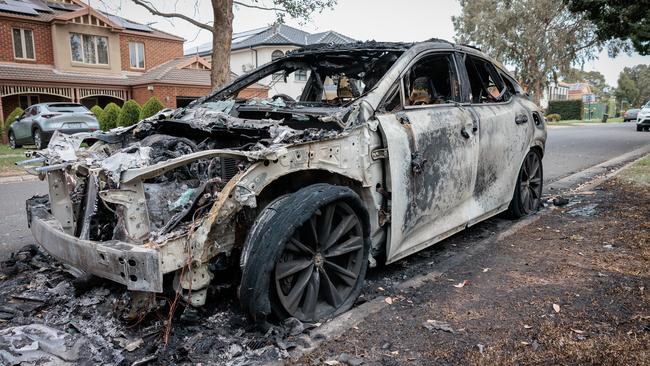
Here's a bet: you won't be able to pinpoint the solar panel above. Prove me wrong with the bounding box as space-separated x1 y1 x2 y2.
46 1 80 11
104 13 153 32
0 0 40 16
24 0 53 13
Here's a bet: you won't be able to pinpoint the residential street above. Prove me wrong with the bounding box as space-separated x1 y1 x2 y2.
0 122 648 260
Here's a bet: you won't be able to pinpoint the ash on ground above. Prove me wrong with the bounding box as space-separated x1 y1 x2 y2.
0 247 318 365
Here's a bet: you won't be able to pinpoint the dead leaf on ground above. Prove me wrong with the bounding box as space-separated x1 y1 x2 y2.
385 297 393 305
454 280 471 288
482 268 490 272
572 329 584 334
553 303 561 313
524 324 533 329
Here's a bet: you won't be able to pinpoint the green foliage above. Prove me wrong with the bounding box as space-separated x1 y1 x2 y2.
564 0 649 55
5 107 24 129
118 100 141 127
548 100 583 120
90 105 103 121
139 97 164 120
545 113 561 122
452 0 601 105
100 103 121 131
615 64 650 107
266 0 337 23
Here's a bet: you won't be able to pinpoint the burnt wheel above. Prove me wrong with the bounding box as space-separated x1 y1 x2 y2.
240 184 370 324
507 149 543 218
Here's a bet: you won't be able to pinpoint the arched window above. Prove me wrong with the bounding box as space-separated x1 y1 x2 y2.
271 50 286 82
271 50 284 61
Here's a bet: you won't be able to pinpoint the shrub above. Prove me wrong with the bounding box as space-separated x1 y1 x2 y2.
545 113 561 122
90 105 104 121
5 107 24 131
118 100 141 127
548 100 582 120
140 96 164 120
100 103 121 131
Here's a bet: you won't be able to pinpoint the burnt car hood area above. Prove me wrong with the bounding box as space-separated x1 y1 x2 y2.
16 40 546 342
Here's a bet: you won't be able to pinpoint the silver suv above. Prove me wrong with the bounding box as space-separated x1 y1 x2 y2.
9 102 99 149
22 41 546 324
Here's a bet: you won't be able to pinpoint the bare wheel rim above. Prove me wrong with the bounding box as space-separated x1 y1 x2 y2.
519 152 542 213
9 134 15 148
274 200 364 321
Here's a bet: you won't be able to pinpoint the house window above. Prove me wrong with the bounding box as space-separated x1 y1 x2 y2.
19 95 40 109
70 33 109 65
271 50 285 82
12 28 35 60
129 42 145 69
295 69 308 82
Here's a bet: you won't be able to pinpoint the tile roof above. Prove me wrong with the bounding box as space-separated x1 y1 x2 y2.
187 24 356 56
0 57 268 89
0 0 183 41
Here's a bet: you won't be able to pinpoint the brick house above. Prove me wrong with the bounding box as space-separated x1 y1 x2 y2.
0 0 267 126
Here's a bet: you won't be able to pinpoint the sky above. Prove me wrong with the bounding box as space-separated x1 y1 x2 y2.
96 0 649 86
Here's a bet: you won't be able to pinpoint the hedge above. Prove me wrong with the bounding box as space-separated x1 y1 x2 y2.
545 113 561 122
118 100 141 127
90 105 104 121
5 107 24 131
100 103 121 131
547 100 582 120
140 96 164 120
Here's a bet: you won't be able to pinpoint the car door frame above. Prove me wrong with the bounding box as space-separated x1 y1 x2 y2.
13 106 34 144
455 51 535 225
375 49 481 263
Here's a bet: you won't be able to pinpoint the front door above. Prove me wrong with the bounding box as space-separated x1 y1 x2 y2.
460 54 534 222
376 52 479 262
13 106 34 143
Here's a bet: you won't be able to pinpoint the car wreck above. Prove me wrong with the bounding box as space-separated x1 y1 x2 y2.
21 40 546 325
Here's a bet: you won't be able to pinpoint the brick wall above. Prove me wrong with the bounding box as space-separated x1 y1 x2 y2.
132 84 211 108
132 84 268 109
119 35 183 71
0 19 53 65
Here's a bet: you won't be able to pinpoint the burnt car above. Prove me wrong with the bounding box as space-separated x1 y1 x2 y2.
21 41 546 324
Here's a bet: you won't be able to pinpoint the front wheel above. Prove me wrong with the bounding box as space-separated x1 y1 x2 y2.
507 150 543 218
240 184 370 324
33 128 44 149
8 132 20 149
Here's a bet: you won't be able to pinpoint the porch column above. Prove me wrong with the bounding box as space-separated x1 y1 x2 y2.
0 96 6 144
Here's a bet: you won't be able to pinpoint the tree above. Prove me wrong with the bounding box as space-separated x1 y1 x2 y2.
130 0 336 88
453 0 601 105
100 103 121 131
5 107 24 127
90 105 104 122
140 96 165 120
615 65 650 107
118 100 142 127
564 0 650 55
560 68 611 101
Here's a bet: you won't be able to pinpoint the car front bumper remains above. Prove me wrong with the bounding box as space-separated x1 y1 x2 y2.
27 197 164 292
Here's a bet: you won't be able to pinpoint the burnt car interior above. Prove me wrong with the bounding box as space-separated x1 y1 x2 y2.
464 55 508 103
404 53 457 106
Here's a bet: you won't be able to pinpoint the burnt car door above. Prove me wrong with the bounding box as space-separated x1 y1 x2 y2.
459 53 534 223
375 51 479 262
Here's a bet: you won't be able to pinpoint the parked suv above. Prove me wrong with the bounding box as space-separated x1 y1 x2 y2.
9 103 99 149
637 101 650 131
22 41 546 324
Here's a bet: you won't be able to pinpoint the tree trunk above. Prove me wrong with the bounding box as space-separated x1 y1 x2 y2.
210 0 233 89
533 79 542 107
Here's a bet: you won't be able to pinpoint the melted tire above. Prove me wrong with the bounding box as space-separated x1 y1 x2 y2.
239 184 370 324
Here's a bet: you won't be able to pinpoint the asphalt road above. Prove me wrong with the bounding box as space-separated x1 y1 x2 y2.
0 122 647 259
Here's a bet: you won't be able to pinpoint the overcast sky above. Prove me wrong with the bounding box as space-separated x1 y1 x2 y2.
97 0 649 86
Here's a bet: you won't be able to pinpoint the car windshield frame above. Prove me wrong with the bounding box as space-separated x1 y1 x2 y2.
203 48 406 107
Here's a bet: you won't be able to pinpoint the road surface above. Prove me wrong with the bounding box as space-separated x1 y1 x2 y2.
0 122 648 259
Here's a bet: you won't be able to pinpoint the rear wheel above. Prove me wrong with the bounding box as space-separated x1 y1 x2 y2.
33 128 44 149
507 150 543 218
240 184 370 324
637 125 643 132
8 132 20 149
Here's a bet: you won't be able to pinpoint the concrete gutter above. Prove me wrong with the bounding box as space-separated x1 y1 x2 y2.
0 174 39 184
